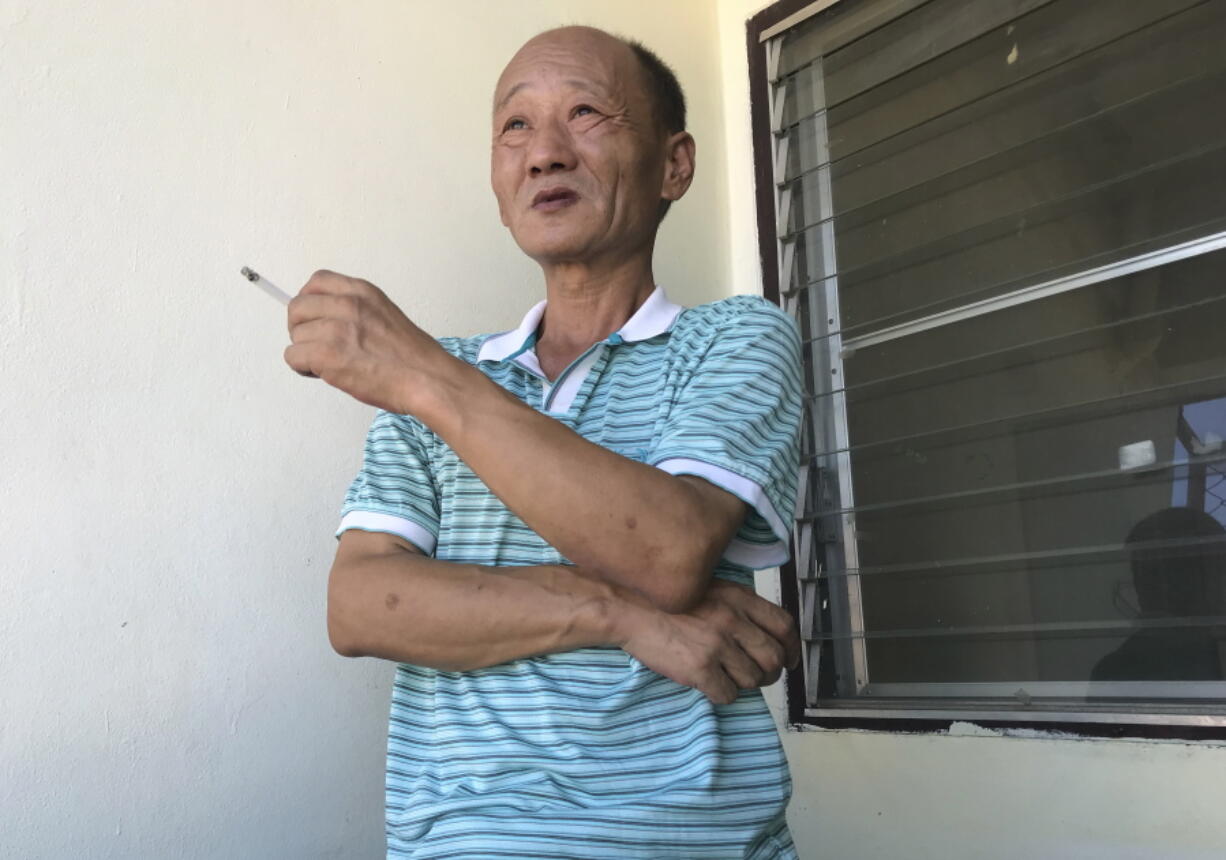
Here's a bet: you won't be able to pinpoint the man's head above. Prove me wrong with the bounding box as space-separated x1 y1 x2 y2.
490 26 694 267
1127 507 1226 616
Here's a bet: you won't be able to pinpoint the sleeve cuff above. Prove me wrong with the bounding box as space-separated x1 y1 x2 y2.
653 456 791 569
335 510 437 556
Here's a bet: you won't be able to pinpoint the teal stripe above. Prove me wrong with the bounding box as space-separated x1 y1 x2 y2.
339 295 802 859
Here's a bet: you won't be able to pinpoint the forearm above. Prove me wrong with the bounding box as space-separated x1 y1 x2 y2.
415 360 733 611
327 540 648 670
326 531 801 703
284 274 744 612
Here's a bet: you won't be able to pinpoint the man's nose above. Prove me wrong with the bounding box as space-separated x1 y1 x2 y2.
527 119 577 175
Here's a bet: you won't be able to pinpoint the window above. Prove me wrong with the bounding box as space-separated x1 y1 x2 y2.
749 0 1226 733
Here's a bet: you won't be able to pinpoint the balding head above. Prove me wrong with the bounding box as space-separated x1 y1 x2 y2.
496 27 686 141
489 27 696 267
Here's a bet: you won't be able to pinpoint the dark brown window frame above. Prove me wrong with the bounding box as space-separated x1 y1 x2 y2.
745 0 1226 742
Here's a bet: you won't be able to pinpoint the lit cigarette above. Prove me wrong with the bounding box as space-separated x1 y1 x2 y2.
240 266 293 305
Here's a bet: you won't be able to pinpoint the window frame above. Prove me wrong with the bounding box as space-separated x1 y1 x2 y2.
746 0 1226 740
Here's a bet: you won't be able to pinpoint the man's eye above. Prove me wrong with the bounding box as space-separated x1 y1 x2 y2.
504 118 526 132
573 105 595 118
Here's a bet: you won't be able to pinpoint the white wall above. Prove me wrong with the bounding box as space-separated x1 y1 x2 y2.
716 1 1226 858
12 0 1223 855
0 2 729 857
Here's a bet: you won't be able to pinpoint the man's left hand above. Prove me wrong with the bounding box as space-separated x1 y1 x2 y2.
284 270 455 415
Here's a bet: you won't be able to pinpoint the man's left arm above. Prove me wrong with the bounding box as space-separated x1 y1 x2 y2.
285 271 800 613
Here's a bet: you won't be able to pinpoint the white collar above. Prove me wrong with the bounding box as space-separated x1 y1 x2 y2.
477 285 683 363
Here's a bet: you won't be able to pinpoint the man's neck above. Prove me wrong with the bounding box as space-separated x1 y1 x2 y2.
534 254 656 381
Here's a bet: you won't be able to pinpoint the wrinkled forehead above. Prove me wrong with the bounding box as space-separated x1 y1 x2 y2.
493 31 643 111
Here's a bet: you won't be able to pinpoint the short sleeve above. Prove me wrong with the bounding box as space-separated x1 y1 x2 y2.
336 410 440 555
650 299 803 569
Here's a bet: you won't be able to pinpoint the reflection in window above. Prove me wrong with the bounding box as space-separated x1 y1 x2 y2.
1172 397 1226 527
1093 507 1226 682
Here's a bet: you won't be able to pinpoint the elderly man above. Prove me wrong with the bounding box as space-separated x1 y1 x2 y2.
285 26 803 859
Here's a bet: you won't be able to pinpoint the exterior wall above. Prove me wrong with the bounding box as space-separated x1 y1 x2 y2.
716 1 1226 858
8 0 1224 856
0 2 729 857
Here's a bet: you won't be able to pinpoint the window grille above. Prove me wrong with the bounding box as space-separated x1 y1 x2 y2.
757 0 1226 727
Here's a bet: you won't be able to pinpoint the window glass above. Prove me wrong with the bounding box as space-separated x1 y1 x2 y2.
767 0 1226 719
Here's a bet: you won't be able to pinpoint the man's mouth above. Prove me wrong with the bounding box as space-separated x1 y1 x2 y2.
532 187 580 211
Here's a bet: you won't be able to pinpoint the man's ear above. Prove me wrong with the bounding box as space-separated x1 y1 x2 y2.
660 132 696 204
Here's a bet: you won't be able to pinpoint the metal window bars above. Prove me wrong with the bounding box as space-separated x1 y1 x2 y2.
762 0 1226 724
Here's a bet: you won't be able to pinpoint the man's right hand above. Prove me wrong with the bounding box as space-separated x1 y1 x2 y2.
616 579 801 705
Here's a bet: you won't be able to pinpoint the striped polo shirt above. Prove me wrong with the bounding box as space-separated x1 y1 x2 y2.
338 287 803 859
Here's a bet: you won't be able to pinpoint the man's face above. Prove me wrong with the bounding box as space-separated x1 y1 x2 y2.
491 29 669 266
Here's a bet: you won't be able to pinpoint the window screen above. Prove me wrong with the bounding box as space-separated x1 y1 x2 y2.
762 0 1226 725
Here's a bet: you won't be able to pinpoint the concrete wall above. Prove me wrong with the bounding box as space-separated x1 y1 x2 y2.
717 0 1226 858
7 0 1226 856
0 2 729 857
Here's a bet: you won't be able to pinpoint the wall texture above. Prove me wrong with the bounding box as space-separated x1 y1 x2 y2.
8 0 1225 856
0 2 729 857
716 1 1226 858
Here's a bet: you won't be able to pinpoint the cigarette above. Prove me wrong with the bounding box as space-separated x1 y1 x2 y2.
240 266 293 305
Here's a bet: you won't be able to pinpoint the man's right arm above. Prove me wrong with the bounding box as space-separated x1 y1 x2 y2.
328 529 799 704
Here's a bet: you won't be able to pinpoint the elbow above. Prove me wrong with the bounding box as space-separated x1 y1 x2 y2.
639 488 738 613
326 583 364 658
642 544 717 614
327 609 362 658
328 632 362 659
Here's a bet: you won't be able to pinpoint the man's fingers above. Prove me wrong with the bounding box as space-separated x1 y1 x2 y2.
283 343 320 378
300 269 366 296
717 640 767 691
726 586 791 639
731 625 787 685
287 316 331 344
704 582 800 672
735 593 801 669
697 669 739 706
287 293 359 333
